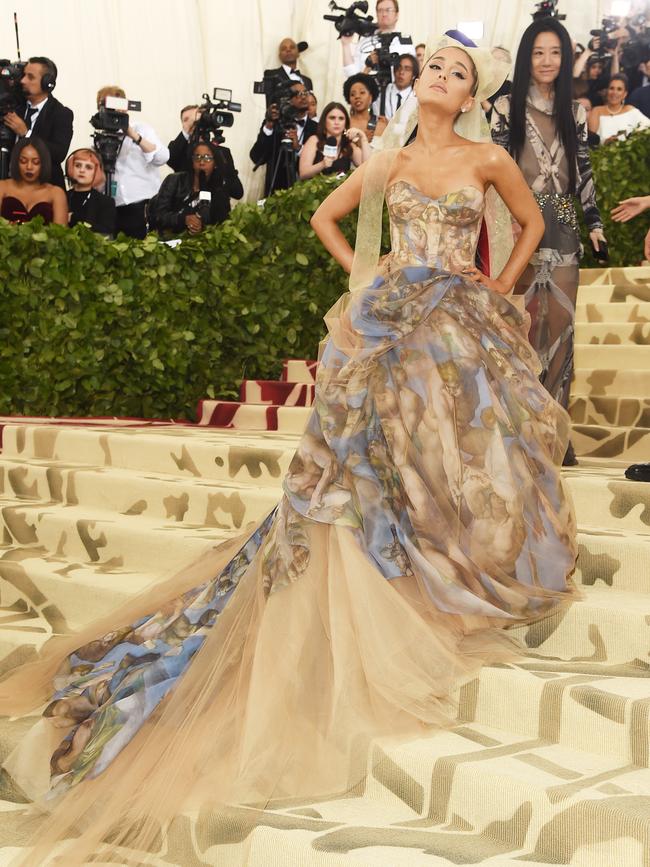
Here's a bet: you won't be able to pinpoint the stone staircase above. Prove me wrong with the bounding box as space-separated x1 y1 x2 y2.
0 266 648 865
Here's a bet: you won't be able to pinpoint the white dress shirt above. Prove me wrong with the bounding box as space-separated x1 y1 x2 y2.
282 63 304 84
24 97 48 137
373 83 414 119
343 31 415 79
114 121 170 207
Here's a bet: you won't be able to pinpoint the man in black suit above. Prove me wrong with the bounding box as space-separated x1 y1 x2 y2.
267 38 313 94
250 81 317 197
168 104 201 172
3 56 73 189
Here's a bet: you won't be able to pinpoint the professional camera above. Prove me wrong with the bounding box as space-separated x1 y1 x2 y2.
621 25 650 74
0 59 25 179
253 73 307 130
588 17 620 58
531 0 566 21
90 95 141 193
193 88 241 146
323 1 376 38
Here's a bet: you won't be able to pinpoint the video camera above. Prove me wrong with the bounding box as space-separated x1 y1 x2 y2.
90 95 141 194
323 1 376 38
253 71 308 130
588 17 620 59
532 0 566 21
0 59 25 178
193 88 241 146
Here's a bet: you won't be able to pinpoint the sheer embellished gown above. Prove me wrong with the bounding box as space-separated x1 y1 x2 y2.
0 180 578 864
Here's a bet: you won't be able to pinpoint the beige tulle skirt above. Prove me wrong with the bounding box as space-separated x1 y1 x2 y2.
0 267 579 865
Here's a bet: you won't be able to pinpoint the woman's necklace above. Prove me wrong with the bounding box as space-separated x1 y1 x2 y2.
607 103 625 115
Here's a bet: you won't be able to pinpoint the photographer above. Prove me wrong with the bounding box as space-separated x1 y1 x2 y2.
249 81 317 196
95 86 169 239
267 38 314 93
341 0 415 80
372 53 417 119
65 148 116 236
168 105 202 172
149 139 243 237
3 57 72 189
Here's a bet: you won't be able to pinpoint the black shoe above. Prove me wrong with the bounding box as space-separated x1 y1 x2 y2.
625 463 650 482
562 442 578 467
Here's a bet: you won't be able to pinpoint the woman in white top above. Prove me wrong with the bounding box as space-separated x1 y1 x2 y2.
589 73 650 144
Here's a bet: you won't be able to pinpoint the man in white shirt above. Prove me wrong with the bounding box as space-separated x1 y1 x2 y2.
341 0 415 80
96 86 169 239
373 53 418 120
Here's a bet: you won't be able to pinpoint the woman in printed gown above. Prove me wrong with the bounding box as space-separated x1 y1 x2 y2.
490 18 606 465
0 37 578 866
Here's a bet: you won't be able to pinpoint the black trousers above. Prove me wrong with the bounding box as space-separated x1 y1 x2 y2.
115 200 149 239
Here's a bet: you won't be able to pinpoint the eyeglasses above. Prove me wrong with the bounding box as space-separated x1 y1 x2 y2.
192 154 214 163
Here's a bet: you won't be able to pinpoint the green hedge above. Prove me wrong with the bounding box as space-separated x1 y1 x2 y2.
1 129 648 421
579 126 650 267
0 175 356 420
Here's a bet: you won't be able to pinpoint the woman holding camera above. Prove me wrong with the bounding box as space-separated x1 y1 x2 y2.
299 101 371 181
0 137 67 226
491 18 606 465
343 73 387 143
588 73 650 144
149 139 243 236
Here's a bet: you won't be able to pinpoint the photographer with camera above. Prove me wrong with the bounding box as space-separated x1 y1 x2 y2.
340 0 415 80
2 57 72 189
95 86 169 238
250 80 317 196
299 101 369 180
149 139 243 237
372 53 417 120
168 105 202 172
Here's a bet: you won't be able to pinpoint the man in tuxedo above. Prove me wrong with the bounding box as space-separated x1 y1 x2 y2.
250 81 317 197
267 38 313 94
3 56 73 189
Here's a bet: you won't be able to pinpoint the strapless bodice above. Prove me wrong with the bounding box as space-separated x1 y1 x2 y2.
384 181 484 273
0 195 54 225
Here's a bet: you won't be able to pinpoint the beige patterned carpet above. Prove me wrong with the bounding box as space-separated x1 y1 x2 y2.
0 267 648 865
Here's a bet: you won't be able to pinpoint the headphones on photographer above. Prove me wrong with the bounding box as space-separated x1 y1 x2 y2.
30 57 57 93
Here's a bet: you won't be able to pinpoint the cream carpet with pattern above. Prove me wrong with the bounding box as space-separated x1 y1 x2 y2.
0 266 648 865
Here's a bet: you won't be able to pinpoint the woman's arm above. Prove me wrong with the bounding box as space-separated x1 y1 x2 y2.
299 136 331 180
348 129 371 166
588 106 602 135
474 144 544 294
51 186 69 226
574 102 605 245
310 161 367 273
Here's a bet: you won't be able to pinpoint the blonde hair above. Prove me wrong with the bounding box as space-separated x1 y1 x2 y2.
96 85 126 108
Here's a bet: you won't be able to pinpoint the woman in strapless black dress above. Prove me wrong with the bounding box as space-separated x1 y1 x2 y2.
0 136 68 226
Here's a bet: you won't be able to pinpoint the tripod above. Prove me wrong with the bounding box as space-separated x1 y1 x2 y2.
267 128 298 194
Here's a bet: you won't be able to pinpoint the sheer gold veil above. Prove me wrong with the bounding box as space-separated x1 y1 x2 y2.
349 34 514 294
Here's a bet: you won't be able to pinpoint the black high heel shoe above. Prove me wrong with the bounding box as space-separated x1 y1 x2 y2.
625 463 650 482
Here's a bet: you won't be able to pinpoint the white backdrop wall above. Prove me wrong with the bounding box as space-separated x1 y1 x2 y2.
0 0 643 201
